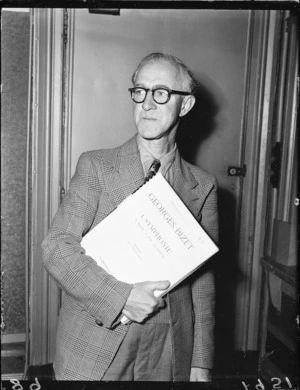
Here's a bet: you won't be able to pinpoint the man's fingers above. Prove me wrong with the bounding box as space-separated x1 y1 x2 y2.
123 280 170 323
147 280 170 292
157 297 166 309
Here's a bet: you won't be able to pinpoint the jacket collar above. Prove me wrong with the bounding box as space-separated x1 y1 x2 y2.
172 151 202 219
105 135 144 207
107 135 202 220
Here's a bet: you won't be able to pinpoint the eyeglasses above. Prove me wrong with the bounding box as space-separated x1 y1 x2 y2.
128 87 191 105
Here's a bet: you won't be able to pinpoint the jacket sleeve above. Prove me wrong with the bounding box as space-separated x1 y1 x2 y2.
191 175 218 369
42 152 133 329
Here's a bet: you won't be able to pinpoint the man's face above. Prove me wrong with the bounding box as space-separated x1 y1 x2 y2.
132 61 187 141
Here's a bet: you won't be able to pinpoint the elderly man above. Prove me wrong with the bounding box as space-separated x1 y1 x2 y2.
42 52 218 382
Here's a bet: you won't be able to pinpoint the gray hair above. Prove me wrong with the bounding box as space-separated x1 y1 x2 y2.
131 52 199 94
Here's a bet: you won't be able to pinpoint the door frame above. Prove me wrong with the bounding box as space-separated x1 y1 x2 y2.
26 8 74 365
236 10 283 350
27 8 285 364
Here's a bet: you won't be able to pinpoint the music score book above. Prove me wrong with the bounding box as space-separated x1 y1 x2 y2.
81 173 218 312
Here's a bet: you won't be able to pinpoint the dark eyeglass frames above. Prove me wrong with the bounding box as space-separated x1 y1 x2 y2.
128 87 191 105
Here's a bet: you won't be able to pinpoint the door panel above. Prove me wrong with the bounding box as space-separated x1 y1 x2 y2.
46 7 279 359
30 8 283 366
70 9 255 355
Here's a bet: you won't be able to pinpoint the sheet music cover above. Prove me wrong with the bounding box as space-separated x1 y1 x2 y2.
81 173 219 297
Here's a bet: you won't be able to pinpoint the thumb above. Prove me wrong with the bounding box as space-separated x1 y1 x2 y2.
147 280 170 292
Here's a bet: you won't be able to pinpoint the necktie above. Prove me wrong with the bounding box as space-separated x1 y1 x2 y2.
144 159 161 183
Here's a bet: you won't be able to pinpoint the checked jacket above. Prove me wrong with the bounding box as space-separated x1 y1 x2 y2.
42 135 219 381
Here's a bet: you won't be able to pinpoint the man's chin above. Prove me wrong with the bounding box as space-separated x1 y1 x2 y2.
137 128 161 140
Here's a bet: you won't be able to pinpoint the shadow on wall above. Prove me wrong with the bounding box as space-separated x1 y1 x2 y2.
176 81 219 160
176 81 241 367
214 189 241 371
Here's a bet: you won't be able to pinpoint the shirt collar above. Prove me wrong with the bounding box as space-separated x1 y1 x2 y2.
136 134 177 177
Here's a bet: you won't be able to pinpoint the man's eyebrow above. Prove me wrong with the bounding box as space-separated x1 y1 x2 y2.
134 83 171 89
134 83 146 88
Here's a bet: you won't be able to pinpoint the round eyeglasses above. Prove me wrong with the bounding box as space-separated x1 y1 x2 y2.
128 87 191 105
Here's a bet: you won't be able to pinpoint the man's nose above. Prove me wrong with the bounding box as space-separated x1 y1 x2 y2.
142 90 156 110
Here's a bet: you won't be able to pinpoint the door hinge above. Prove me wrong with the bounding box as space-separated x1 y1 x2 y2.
227 164 247 177
89 9 120 15
63 10 68 44
270 142 282 189
60 186 66 202
285 13 296 34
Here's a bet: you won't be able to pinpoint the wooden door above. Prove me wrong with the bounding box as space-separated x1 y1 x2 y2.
29 8 284 365
68 9 267 356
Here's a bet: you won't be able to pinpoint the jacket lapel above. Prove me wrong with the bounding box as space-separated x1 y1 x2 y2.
105 136 207 221
105 136 145 208
172 152 203 221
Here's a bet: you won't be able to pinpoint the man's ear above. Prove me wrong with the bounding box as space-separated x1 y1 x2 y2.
179 95 196 117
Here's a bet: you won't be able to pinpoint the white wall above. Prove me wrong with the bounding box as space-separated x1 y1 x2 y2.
71 9 249 187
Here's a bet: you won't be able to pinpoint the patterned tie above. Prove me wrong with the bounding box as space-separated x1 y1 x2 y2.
144 159 161 183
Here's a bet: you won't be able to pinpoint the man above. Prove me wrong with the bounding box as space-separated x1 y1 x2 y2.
42 53 218 381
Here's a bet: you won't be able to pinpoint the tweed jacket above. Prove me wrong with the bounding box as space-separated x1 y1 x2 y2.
42 135 218 381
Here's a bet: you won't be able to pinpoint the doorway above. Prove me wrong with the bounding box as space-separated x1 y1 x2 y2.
27 9 284 373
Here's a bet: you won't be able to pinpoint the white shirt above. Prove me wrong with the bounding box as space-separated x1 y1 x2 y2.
136 134 177 183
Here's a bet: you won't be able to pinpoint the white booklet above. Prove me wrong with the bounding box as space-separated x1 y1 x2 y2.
81 173 219 301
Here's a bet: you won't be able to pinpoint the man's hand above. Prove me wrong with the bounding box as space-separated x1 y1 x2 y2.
122 280 170 323
190 367 211 382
